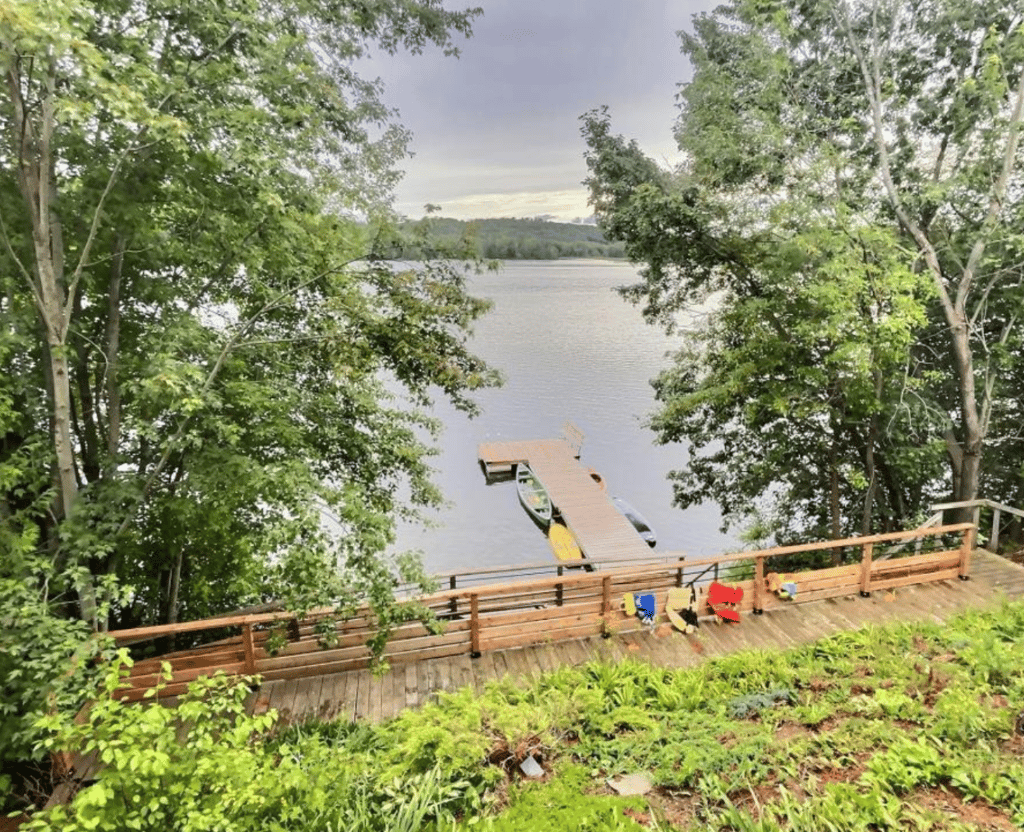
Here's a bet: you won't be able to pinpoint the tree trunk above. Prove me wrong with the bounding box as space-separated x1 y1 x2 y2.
828 424 842 564
860 368 882 536
167 547 184 627
8 55 98 625
949 320 983 503
104 234 126 474
841 14 1024 520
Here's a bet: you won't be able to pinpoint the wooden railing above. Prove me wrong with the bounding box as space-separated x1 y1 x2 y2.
107 522 974 701
394 550 690 598
930 498 1024 553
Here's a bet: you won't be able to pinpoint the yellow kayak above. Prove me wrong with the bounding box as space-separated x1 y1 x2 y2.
548 522 584 562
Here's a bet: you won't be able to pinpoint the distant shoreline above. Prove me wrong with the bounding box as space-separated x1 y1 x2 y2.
396 216 626 260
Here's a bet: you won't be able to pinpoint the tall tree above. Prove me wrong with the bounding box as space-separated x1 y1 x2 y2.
830 0 1024 506
582 107 937 540
581 0 1024 538
0 0 495 635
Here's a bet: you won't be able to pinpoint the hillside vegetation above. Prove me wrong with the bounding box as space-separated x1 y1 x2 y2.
396 217 626 260
25 599 1024 831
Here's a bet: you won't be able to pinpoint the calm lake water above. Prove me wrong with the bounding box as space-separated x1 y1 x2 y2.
390 259 743 574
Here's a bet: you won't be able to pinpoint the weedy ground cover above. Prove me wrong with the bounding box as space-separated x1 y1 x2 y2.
23 600 1024 831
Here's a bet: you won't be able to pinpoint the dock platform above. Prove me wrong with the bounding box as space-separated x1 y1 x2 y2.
478 436 653 561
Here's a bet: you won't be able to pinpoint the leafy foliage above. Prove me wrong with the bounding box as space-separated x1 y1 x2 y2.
725 687 794 719
1 0 496 609
0 0 501 783
581 0 1024 540
0 559 114 765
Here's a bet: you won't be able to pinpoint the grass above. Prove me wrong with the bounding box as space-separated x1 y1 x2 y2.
408 599 1024 831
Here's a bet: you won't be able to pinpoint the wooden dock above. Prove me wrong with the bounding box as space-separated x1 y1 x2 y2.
478 437 654 561
245 549 1024 726
104 521 980 701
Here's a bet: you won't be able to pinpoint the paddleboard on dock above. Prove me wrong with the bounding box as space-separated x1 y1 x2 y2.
548 522 584 562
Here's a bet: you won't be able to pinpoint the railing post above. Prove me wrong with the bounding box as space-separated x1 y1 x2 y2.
675 557 684 587
556 565 563 607
601 575 611 637
242 623 256 675
991 509 1001 553
470 593 481 657
958 524 975 581
753 556 764 614
449 575 457 616
859 542 873 597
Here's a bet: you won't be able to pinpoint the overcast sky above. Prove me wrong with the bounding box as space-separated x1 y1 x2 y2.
358 0 719 221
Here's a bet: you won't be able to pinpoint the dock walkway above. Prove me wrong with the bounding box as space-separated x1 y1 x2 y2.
478 437 653 561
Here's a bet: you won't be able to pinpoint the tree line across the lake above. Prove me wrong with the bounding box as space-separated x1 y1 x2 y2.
387 216 626 260
2 0 1024 821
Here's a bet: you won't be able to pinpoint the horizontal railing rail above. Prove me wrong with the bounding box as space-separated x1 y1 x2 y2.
394 550 691 598
107 522 975 702
930 498 1024 554
875 512 944 561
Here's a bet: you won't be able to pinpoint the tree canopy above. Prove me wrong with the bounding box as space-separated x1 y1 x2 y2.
582 0 1024 541
1 0 496 772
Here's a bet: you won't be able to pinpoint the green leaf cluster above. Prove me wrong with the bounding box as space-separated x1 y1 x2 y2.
0 0 500 786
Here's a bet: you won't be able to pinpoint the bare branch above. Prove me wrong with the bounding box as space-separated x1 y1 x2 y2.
61 150 127 337
979 312 1017 436
834 0 955 320
62 23 247 336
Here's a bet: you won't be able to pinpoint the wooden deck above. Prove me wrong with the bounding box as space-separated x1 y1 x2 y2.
478 437 654 561
241 550 1024 726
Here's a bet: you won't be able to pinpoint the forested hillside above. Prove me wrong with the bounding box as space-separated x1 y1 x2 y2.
395 217 626 259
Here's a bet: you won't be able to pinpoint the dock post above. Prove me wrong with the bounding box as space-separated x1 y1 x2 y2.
449 576 457 616
242 623 256 675
556 566 563 607
601 575 611 637
958 524 974 581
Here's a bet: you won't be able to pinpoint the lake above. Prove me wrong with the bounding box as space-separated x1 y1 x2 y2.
390 259 744 574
